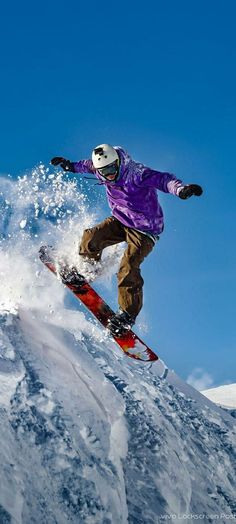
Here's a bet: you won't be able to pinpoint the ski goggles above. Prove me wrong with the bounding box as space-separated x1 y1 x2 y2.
97 160 119 178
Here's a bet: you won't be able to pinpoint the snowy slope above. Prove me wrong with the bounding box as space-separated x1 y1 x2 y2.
0 167 235 523
202 384 236 409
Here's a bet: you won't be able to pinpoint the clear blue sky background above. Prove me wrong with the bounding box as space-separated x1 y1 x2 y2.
1 0 235 386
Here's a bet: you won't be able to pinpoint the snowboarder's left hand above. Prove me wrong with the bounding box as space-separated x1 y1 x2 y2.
178 184 203 200
50 157 75 172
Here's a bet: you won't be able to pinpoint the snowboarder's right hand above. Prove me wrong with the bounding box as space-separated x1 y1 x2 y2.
51 156 65 166
50 157 75 172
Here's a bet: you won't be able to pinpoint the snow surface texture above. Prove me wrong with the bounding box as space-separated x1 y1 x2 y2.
0 167 235 524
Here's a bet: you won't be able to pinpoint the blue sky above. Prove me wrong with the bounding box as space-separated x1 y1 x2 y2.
0 0 236 387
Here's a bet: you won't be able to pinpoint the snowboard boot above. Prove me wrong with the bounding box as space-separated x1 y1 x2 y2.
107 309 135 337
59 266 86 288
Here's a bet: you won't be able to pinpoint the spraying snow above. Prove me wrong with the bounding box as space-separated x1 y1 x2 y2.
0 165 123 313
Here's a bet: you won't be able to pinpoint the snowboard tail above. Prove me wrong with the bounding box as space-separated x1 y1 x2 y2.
39 245 159 362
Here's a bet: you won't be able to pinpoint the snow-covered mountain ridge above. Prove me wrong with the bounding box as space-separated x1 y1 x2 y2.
202 384 236 409
0 167 235 523
1 306 236 524
202 384 236 422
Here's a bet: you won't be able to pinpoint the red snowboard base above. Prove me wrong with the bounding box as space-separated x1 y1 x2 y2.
39 246 159 362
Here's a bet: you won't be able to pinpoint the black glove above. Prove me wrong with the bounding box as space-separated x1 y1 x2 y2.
50 157 75 172
178 184 203 200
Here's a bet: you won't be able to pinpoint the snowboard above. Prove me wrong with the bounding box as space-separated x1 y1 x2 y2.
39 245 159 362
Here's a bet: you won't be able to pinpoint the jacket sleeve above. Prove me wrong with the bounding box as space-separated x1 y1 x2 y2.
137 166 184 196
72 159 95 175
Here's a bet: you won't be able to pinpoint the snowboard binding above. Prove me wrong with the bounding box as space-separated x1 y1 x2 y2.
107 309 135 337
39 246 87 292
59 266 87 290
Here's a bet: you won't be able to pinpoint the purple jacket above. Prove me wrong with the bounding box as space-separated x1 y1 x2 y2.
73 146 183 236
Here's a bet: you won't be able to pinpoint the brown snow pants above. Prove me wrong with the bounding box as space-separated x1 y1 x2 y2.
79 216 155 319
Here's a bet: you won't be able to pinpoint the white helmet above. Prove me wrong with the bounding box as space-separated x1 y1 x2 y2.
92 144 119 169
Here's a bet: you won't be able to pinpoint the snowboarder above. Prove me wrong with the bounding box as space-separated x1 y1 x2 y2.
51 144 203 335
